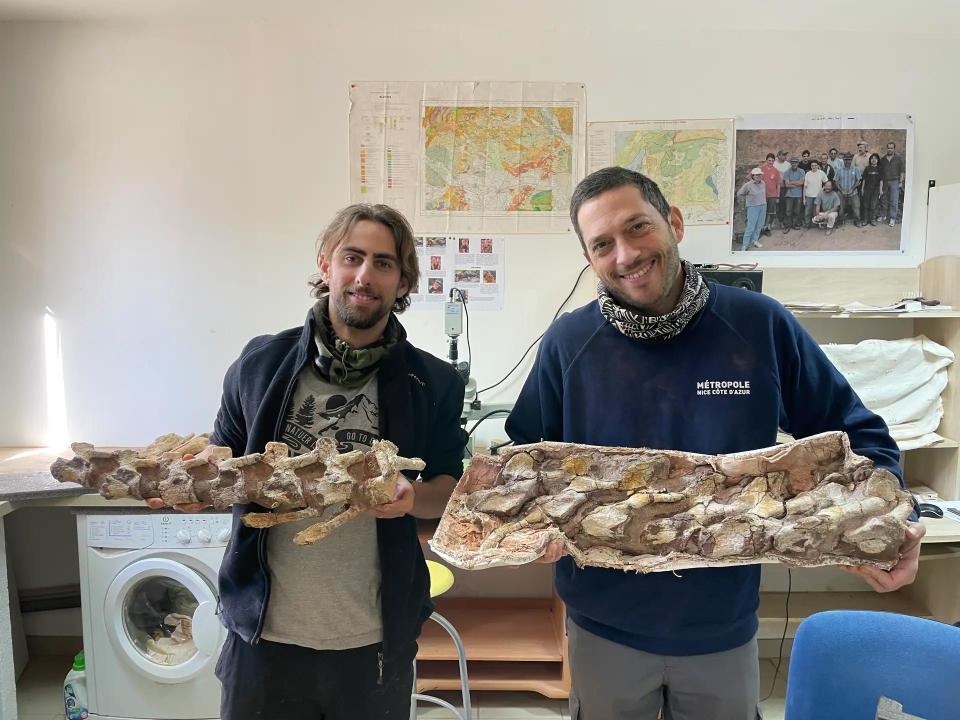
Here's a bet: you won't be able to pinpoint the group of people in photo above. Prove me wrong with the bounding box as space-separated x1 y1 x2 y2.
736 141 905 251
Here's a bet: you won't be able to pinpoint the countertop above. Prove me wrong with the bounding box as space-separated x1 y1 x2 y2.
0 448 139 510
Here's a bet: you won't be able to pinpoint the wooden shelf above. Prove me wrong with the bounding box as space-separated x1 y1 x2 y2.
419 598 563 662
417 597 568 698
758 591 931 639
905 438 959 450
416 660 567 699
920 516 960 543
417 518 439 543
790 310 960 319
920 544 960 561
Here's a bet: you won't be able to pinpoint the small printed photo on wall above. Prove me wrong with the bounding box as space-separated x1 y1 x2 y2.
732 113 912 256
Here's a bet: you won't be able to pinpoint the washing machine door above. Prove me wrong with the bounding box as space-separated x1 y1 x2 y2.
104 557 224 684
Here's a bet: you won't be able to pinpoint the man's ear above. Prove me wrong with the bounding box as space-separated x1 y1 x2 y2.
669 206 686 244
318 253 331 283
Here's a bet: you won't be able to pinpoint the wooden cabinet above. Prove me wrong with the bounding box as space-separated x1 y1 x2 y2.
779 255 960 631
415 520 570 698
416 596 568 698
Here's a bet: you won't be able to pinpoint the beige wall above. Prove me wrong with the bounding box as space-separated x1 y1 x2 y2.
2 2 960 447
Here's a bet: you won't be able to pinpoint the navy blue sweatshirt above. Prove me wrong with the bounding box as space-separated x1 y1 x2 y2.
505 283 901 656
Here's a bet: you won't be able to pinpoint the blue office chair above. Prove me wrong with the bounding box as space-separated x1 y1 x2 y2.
785 610 960 719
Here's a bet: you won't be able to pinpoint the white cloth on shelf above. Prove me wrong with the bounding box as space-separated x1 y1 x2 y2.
820 336 955 450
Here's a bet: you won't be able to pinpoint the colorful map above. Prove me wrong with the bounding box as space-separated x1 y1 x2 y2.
588 119 734 224
421 105 576 216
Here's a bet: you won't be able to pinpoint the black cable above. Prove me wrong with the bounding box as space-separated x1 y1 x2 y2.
475 333 545 400
551 264 592 323
476 264 590 400
452 287 471 371
762 568 792 703
466 409 511 438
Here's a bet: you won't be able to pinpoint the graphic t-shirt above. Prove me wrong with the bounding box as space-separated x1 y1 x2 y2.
261 367 384 650
280 368 380 455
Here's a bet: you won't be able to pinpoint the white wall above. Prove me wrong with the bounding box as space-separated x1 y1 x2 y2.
927 183 960 260
2 1 960 449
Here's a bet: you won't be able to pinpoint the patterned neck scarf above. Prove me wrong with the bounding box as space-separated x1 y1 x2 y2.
312 298 401 387
597 260 710 342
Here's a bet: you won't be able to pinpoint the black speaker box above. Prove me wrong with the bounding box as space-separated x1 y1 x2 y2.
695 265 763 292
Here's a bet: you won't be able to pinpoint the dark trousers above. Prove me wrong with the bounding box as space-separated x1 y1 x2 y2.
862 192 879 222
764 197 778 229
216 631 414 720
841 192 860 223
782 196 803 228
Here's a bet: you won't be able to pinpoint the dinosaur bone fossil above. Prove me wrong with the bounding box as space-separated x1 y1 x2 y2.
50 433 425 545
430 432 914 572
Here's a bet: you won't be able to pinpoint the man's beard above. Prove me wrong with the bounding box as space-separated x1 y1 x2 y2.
605 240 682 317
331 290 391 330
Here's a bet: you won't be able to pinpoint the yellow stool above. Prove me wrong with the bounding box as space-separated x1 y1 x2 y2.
410 560 472 719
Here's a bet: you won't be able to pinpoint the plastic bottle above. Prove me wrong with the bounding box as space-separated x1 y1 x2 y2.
63 650 89 720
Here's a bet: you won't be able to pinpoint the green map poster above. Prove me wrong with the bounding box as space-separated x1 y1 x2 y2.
588 118 735 225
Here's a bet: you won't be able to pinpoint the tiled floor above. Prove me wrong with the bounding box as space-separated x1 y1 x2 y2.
15 655 73 720
416 690 567 718
17 655 787 719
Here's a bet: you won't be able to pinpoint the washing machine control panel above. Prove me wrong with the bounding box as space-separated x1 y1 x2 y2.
155 515 234 548
85 514 233 549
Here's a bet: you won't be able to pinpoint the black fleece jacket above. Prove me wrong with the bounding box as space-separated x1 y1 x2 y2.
210 308 466 679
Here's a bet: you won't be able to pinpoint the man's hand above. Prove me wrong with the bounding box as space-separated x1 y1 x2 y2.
839 522 926 592
372 477 415 519
145 449 214 513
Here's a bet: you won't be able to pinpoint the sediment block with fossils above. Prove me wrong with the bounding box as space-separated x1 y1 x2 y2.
430 432 913 573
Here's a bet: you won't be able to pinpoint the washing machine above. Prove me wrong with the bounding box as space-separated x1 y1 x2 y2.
77 511 232 720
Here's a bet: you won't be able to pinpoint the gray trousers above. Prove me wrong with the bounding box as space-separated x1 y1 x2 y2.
567 619 761 720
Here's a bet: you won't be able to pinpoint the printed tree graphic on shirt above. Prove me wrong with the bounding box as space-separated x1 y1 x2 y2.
294 395 317 427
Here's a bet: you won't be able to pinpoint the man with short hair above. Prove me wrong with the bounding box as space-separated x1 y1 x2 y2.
853 141 870 173
798 150 813 172
819 152 837 184
505 166 924 720
773 149 791 175
825 148 847 216
853 141 870 215
827 147 844 174
773 150 792 228
813 180 842 235
147 203 468 720
880 142 906 226
803 160 829 227
760 153 781 234
781 156 806 232
835 154 863 226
